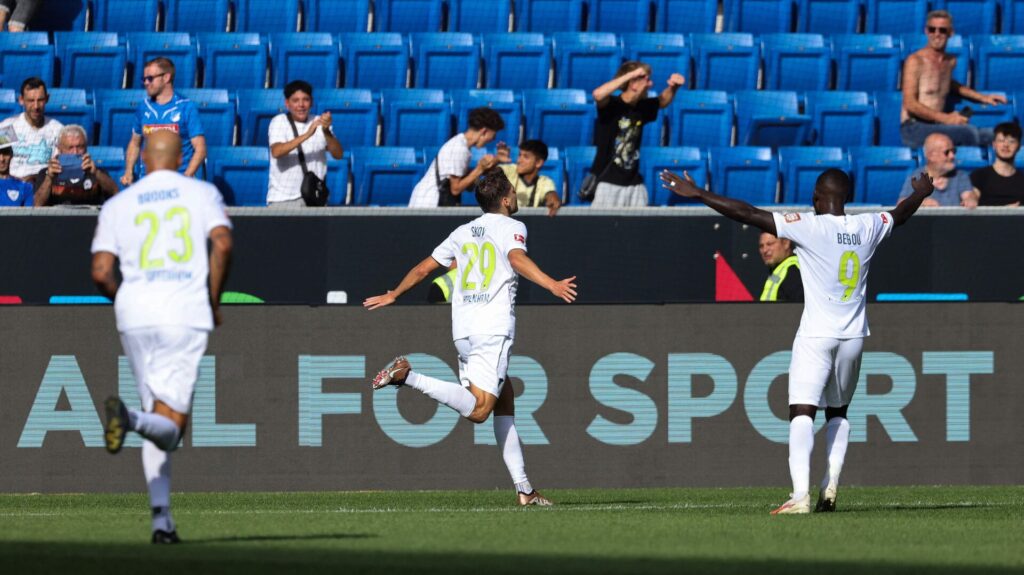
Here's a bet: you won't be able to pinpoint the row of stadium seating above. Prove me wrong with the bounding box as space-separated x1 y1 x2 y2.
78 144 1005 208
5 31 1024 93
33 0 1024 36
16 87 1022 150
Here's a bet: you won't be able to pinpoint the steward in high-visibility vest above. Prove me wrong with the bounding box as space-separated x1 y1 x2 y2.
758 232 804 302
428 268 459 303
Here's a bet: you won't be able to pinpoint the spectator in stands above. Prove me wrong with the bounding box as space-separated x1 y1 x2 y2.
0 145 33 206
970 122 1024 206
758 232 803 302
267 80 343 208
408 107 504 208
0 0 40 32
497 139 561 217
121 57 206 186
33 124 117 206
897 132 976 207
901 10 1006 148
0 77 63 181
589 62 685 207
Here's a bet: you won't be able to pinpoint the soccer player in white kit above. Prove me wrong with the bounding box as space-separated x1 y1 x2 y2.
364 168 577 506
661 167 935 514
91 130 233 543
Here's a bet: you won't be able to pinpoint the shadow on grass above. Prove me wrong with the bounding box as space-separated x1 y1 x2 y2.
193 533 376 544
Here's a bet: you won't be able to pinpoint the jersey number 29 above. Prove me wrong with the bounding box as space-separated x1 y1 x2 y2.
461 241 496 292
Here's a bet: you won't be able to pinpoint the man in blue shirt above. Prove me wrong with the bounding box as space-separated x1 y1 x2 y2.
897 132 976 207
121 57 206 186
0 145 34 206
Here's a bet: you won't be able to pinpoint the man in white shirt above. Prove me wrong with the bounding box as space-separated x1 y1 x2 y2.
92 130 233 544
407 107 504 208
0 77 63 180
267 80 343 207
661 167 935 515
365 168 578 506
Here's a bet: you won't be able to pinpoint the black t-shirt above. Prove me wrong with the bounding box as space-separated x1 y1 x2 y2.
33 167 112 206
591 96 660 187
777 267 804 302
969 166 1024 206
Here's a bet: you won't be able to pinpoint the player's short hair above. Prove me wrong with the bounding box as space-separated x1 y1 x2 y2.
144 57 176 82
19 77 48 97
615 60 652 79
467 107 505 132
519 140 548 162
475 167 513 212
926 9 952 24
815 168 852 201
284 80 314 100
994 122 1022 141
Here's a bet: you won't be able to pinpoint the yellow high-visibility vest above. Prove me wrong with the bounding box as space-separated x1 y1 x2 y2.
431 268 459 302
760 255 800 301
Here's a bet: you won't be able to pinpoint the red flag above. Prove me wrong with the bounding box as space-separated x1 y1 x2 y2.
715 251 754 302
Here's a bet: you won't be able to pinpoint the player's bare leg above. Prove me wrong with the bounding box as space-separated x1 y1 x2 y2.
771 404 816 515
494 381 552 507
371 356 496 422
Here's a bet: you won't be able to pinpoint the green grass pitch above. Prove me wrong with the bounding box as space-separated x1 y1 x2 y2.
1 486 1022 574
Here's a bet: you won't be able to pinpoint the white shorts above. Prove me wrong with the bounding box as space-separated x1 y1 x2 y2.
788 336 863 408
454 335 513 398
120 326 208 414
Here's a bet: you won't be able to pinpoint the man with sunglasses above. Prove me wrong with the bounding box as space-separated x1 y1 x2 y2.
901 10 1006 148
897 132 977 207
121 57 206 187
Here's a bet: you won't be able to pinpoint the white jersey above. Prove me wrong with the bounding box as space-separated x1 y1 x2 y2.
0 113 63 178
772 211 894 338
408 133 471 208
431 212 527 340
266 113 328 204
91 170 232 333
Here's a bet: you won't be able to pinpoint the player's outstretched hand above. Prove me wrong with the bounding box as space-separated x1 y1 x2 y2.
363 291 397 310
911 171 935 196
660 170 702 198
550 276 578 303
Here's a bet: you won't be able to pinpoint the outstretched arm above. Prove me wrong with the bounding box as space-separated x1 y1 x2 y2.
889 171 935 226
508 249 577 303
660 170 777 236
364 256 443 310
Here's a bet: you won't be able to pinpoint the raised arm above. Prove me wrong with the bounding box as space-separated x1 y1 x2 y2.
593 68 647 107
660 170 777 235
507 249 577 303
363 255 443 310
889 171 935 226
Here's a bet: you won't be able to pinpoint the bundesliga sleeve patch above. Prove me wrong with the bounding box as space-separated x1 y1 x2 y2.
513 233 526 244
880 213 889 224
783 213 801 223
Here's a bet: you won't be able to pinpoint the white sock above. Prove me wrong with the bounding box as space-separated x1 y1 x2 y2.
494 415 531 493
142 440 175 533
405 371 476 418
130 410 181 451
788 415 814 499
821 417 851 489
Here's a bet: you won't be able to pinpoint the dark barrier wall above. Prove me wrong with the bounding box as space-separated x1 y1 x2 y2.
1 210 1023 304
0 304 1018 493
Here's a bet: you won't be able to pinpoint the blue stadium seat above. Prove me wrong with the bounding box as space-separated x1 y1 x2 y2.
339 33 409 90
481 33 550 90
522 89 594 148
515 0 586 33
381 89 451 147
804 91 874 147
1013 91 1024 126
374 0 444 33
724 0 794 33
668 90 734 147
0 89 18 118
315 89 379 148
709 146 779 204
795 0 859 34
972 35 1024 92
93 0 158 32
89 146 126 187
269 33 339 88
234 0 300 33
864 0 927 34
690 33 759 91
126 33 197 89
350 146 425 205
236 89 287 146
452 90 521 145
448 0 512 32
656 0 717 33
900 33 967 85
564 146 596 204
621 33 690 89
778 146 850 204
163 0 230 32
761 33 830 91
832 34 900 91
640 146 708 205
177 88 235 146
324 155 351 205
1005 0 1024 34
552 33 623 91
949 91 1014 127
932 0 997 35
95 89 146 146
206 147 270 206
410 33 481 90
29 0 87 32
304 0 371 32
735 91 812 147
46 88 93 141
472 146 565 205
196 33 267 90
849 146 917 204
948 146 988 171
0 33 54 88
54 32 126 90
872 91 903 146
587 0 652 33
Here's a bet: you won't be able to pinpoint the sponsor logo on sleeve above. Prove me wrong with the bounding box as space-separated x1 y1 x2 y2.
514 233 526 244
783 213 801 223
880 213 889 224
